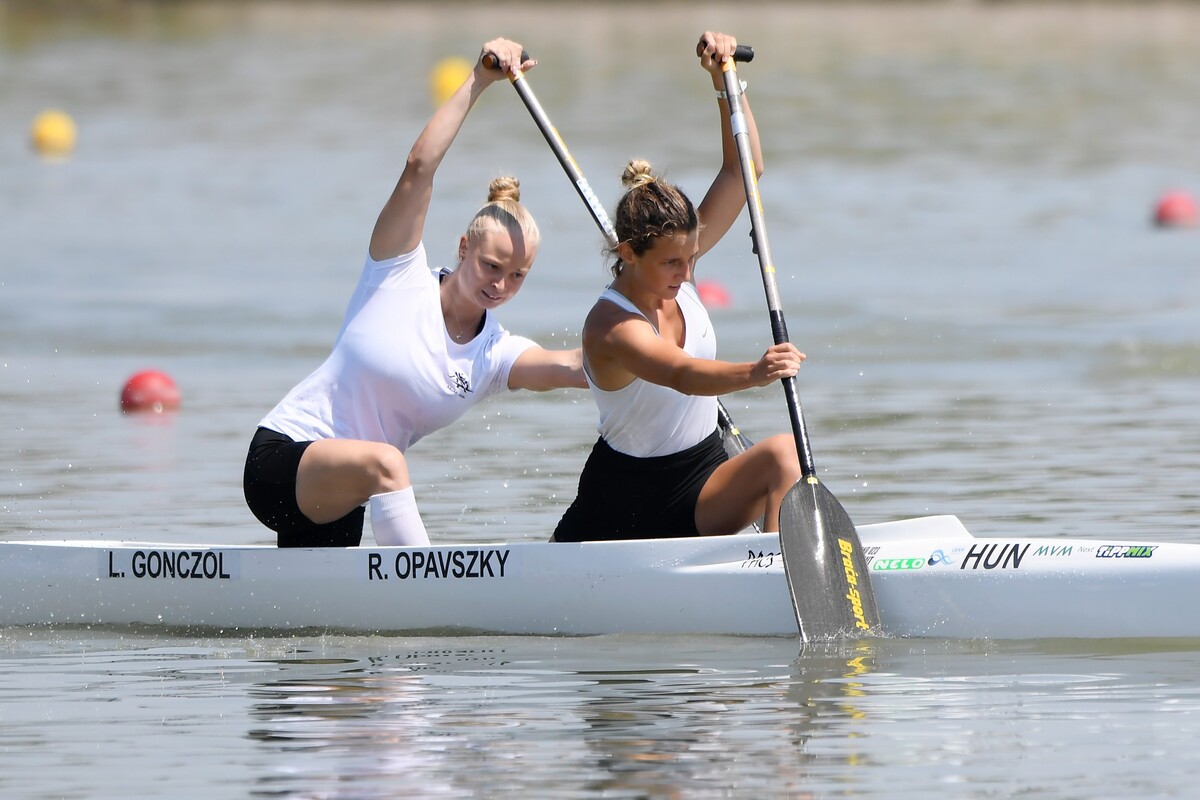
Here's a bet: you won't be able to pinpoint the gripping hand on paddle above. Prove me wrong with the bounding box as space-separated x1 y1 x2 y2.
750 343 806 388
479 38 537 81
696 31 741 71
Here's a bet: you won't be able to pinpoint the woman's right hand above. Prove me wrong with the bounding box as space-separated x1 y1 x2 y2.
478 38 537 83
750 343 806 387
696 31 739 76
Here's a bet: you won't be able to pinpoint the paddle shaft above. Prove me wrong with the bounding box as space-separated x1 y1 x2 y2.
508 74 618 245
717 57 881 639
718 62 816 476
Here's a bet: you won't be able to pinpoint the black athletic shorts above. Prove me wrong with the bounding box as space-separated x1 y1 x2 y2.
243 427 364 548
552 429 727 542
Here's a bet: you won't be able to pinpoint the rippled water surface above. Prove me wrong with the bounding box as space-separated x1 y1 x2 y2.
3 2 1199 797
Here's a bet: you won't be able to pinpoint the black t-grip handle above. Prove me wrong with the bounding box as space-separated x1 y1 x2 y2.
481 50 531 70
695 41 755 62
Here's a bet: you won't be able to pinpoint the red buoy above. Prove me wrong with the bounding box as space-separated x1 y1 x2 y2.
120 370 181 413
1153 190 1198 228
696 280 732 309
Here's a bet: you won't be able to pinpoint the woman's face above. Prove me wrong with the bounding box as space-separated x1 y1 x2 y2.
624 230 699 299
457 229 536 309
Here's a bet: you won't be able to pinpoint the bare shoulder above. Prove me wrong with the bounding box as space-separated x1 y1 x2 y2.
583 297 626 329
583 297 643 347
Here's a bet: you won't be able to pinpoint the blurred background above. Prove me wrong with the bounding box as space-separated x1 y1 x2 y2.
3 1 1198 543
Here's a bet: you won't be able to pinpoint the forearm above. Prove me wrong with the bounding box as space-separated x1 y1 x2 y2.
510 347 587 392
653 341 802 396
406 67 490 176
697 37 762 255
666 358 758 397
369 62 497 260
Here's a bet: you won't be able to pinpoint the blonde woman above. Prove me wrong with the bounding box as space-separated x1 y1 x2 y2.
245 39 584 548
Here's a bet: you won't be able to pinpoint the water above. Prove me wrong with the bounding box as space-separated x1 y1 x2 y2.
3 2 1200 796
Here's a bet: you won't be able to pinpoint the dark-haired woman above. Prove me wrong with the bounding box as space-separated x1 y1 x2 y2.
553 31 804 542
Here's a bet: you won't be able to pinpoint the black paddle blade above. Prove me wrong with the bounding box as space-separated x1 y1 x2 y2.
778 478 881 640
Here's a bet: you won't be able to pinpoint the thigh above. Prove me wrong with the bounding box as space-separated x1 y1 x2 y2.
295 437 412 524
695 434 792 534
243 428 364 547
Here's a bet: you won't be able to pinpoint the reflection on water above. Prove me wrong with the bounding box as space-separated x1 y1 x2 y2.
117 635 1191 798
239 638 872 798
5 631 1200 797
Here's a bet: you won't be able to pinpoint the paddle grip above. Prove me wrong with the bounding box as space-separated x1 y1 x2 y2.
482 50 531 71
695 41 755 63
769 310 790 346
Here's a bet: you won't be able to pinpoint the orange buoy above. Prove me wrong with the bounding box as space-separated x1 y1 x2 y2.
1153 190 1198 228
120 370 181 413
696 280 732 309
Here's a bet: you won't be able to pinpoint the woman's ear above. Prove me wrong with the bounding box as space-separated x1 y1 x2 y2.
617 241 635 265
457 235 469 263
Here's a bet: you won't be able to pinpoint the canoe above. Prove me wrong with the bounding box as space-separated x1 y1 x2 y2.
2 514 1197 639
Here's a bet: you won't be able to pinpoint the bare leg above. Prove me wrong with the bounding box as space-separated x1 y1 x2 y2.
295 438 411 524
694 434 801 535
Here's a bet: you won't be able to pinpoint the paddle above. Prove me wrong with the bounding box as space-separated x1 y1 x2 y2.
713 48 880 639
482 49 754 462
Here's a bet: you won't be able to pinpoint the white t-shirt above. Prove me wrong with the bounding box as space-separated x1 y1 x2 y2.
587 281 719 457
260 243 537 452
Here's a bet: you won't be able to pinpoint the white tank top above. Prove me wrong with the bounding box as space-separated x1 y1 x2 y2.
260 243 536 452
588 282 719 457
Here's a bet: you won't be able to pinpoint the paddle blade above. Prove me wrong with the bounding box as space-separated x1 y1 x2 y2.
717 410 753 459
778 479 881 640
716 412 765 533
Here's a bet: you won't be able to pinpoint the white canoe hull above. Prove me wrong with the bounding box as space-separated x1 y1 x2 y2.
2 515 1197 639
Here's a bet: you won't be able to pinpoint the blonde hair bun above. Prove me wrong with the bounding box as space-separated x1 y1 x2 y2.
487 176 521 204
466 175 540 254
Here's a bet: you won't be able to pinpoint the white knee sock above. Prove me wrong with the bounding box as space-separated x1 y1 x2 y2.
369 487 430 547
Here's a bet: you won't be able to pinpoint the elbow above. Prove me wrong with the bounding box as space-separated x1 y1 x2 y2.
404 148 437 179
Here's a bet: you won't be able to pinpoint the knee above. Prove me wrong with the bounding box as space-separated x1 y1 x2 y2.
765 434 803 485
371 444 412 493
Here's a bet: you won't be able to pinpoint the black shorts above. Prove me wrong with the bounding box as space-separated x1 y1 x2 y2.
552 429 727 542
243 427 364 548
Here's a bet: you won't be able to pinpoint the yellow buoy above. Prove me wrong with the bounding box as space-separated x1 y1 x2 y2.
31 109 78 158
429 57 474 107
